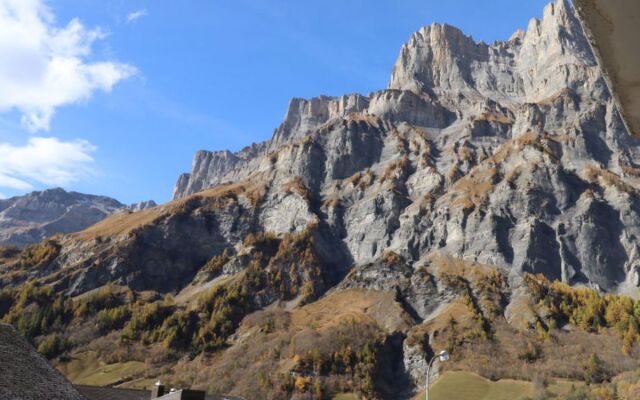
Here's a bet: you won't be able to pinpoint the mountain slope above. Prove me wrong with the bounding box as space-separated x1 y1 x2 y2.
0 188 125 247
172 0 640 294
1 1 640 399
0 188 157 247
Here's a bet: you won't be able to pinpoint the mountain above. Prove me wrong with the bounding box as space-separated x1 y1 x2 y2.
173 0 640 294
0 188 157 247
2 1 640 399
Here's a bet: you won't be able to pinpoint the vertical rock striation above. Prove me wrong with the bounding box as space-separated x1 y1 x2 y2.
169 0 640 295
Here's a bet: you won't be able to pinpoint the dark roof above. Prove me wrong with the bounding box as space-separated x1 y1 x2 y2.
205 395 245 400
75 385 244 400
75 385 150 400
0 323 86 400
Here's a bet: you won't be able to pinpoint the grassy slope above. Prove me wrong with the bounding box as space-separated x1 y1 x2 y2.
164 288 413 396
5 214 639 399
332 394 359 400
55 289 411 391
429 372 532 400
57 351 146 386
75 181 255 240
413 371 584 400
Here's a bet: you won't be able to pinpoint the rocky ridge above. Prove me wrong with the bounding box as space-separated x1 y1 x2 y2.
0 188 156 246
2 1 640 398
172 0 640 294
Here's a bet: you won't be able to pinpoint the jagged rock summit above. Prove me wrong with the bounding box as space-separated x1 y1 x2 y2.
4 2 640 398
172 0 640 295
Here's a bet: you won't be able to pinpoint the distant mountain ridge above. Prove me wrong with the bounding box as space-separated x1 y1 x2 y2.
0 188 156 246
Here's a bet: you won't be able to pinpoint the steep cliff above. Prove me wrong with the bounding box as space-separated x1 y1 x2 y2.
2 1 640 399
171 0 640 294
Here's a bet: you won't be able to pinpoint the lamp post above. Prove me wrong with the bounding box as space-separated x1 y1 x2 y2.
425 350 449 400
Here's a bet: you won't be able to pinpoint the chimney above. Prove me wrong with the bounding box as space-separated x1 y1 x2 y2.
151 381 165 399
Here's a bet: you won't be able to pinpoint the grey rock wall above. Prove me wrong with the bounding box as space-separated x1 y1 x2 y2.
168 0 640 296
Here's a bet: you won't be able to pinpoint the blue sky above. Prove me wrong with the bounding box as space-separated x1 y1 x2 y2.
0 0 551 204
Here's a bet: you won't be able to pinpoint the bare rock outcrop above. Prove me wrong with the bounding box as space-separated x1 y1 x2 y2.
4 2 640 397
170 0 640 296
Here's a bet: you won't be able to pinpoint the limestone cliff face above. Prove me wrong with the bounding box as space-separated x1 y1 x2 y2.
10 0 630 300
168 0 640 295
1 0 636 358
4 2 640 396
388 0 596 104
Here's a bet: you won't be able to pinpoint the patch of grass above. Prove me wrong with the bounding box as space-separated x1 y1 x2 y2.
584 165 636 193
490 131 559 164
346 169 376 191
621 164 640 178
76 180 261 240
76 207 164 240
380 156 411 183
546 379 585 396
332 393 359 400
18 240 61 269
0 245 20 262
381 250 404 265
448 167 498 210
345 112 380 127
478 111 513 125
415 371 533 400
57 351 147 386
414 371 591 400
283 177 311 201
202 249 231 275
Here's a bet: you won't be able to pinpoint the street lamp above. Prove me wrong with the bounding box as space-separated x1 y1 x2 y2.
425 350 449 400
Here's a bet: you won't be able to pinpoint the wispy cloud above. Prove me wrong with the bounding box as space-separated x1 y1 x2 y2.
0 137 96 190
0 0 136 131
127 9 148 24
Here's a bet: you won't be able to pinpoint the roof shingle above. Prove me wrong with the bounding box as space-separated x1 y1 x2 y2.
0 324 86 400
74 385 150 400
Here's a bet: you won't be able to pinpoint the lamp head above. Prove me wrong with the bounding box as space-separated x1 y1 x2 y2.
438 350 449 362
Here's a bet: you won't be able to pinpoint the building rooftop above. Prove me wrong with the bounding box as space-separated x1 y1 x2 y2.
0 323 244 400
75 385 150 400
0 323 86 400
76 385 244 400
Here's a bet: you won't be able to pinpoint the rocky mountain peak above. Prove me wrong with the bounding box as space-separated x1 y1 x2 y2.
388 0 596 104
174 0 603 201
540 0 574 27
166 0 640 296
387 22 486 94
4 2 640 397
126 200 158 213
271 94 371 147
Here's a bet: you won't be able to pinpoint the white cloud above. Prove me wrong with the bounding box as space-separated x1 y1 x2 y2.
126 9 147 24
0 136 96 190
0 0 136 131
